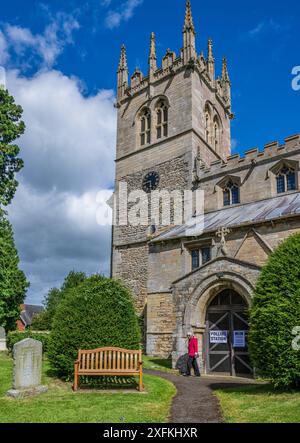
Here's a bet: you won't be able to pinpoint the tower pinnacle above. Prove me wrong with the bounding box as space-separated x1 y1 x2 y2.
207 38 215 81
118 44 128 72
184 0 195 32
182 0 196 63
117 44 128 100
222 57 231 107
149 32 157 77
222 57 230 82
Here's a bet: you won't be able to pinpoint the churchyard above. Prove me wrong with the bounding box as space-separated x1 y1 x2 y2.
0 351 175 423
0 347 300 423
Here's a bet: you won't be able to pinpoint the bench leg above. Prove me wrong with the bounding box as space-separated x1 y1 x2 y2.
73 375 78 391
139 371 144 392
73 365 79 391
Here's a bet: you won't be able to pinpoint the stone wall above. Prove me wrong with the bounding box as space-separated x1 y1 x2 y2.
197 135 300 213
192 72 231 161
146 293 176 358
112 153 191 311
171 257 261 368
113 154 190 246
113 243 148 314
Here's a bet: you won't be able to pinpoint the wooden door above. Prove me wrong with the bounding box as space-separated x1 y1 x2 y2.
205 289 252 376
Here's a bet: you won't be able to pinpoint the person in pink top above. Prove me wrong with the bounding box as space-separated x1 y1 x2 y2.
184 332 201 377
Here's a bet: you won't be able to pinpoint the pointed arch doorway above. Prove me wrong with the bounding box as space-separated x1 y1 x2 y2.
205 289 252 377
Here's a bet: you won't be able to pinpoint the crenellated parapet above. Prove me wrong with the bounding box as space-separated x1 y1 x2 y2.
196 134 300 179
116 0 232 114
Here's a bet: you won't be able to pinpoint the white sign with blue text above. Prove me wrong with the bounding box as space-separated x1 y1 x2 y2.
233 331 246 348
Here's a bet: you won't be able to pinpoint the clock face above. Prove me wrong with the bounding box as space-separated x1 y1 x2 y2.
142 171 160 193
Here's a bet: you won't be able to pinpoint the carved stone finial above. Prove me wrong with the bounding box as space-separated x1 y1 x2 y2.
118 44 128 72
221 57 231 107
182 0 196 64
222 57 231 84
117 44 129 100
184 0 195 32
207 38 215 81
149 32 157 74
216 227 231 256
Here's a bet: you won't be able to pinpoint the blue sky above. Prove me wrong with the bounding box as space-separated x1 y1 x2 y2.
2 0 299 150
1 0 299 304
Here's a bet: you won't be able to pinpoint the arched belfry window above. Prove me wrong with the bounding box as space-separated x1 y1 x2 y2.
213 117 221 153
156 100 168 140
140 108 151 146
223 181 240 206
205 105 212 145
276 165 296 194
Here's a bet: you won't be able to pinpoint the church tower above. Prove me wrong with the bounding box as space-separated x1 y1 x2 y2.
111 0 233 315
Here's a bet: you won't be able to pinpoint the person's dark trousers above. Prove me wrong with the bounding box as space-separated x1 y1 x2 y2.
186 356 200 376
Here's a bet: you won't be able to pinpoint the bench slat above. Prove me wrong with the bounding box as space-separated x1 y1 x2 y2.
78 370 139 375
74 347 143 393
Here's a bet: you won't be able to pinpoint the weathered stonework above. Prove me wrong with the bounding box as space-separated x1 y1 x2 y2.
7 338 48 399
114 244 148 314
147 293 176 358
111 1 300 372
0 327 7 352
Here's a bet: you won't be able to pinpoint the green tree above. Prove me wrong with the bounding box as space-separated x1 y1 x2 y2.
48 275 141 377
0 87 25 206
0 213 29 331
31 271 87 331
60 271 87 294
249 233 300 388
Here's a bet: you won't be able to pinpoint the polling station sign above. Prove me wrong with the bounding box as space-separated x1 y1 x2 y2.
210 331 228 344
233 331 246 348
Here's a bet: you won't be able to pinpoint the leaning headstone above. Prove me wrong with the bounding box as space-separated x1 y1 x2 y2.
7 338 48 399
0 327 7 351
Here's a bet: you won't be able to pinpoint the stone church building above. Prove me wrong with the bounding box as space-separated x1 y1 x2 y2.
111 1 300 376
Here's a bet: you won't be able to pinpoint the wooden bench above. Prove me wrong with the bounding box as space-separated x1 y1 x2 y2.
73 347 143 392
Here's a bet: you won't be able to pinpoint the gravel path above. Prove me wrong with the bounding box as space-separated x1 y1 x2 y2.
145 370 259 423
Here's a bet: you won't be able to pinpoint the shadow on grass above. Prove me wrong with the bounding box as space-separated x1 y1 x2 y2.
147 358 173 370
209 382 299 396
45 366 138 390
45 367 59 379
77 376 138 391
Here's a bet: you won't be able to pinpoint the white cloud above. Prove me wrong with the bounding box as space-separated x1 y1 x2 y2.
2 12 80 69
6 68 116 304
105 0 143 29
248 19 287 39
7 69 116 193
0 30 9 65
231 139 238 151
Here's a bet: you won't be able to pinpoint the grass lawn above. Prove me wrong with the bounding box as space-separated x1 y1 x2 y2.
143 356 176 374
0 352 176 423
215 384 300 423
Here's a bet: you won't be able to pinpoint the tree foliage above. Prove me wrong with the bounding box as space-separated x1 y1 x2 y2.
7 331 49 353
0 214 29 331
48 275 141 377
249 233 300 388
0 87 25 206
31 271 87 331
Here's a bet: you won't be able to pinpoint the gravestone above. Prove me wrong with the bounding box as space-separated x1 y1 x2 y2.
0 327 7 351
7 338 48 399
